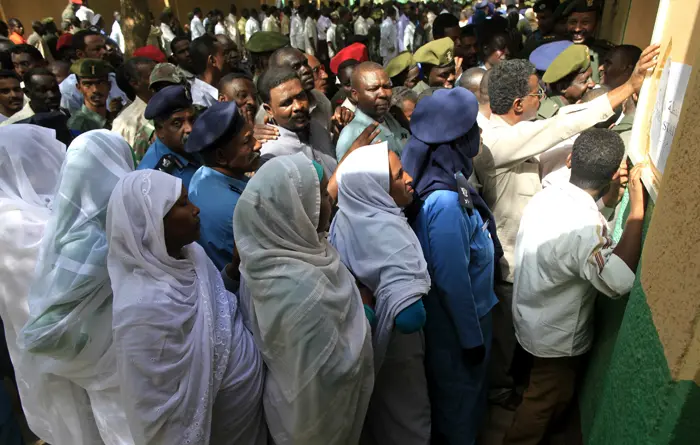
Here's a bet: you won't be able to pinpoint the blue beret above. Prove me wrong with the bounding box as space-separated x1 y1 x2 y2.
529 40 574 72
185 101 246 154
410 87 478 144
144 85 193 120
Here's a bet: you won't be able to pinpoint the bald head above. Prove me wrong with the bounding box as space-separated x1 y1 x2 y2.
270 47 304 68
459 67 486 97
351 61 385 90
351 62 392 121
479 69 491 105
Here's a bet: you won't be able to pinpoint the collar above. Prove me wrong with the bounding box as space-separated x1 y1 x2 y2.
80 104 107 127
194 77 219 96
153 137 193 167
201 166 249 193
354 107 390 129
559 181 599 211
488 113 512 128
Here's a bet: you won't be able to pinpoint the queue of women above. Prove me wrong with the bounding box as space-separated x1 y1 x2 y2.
0 86 494 445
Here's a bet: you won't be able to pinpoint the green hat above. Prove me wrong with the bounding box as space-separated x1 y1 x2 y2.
41 17 55 25
245 31 289 54
71 59 113 78
413 37 455 67
542 44 591 83
386 51 413 78
149 63 187 88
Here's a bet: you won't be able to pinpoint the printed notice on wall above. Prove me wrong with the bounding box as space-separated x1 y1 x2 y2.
649 58 692 174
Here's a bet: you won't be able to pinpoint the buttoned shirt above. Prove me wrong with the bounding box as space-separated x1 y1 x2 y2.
317 15 331 41
336 108 409 161
137 138 200 189
513 181 635 358
245 17 261 42
397 14 409 52
190 77 218 108
262 16 280 33
290 14 305 50
304 17 317 56
160 23 175 56
354 17 370 36
380 17 398 63
191 16 206 40
225 14 242 48
59 73 128 114
189 166 248 270
474 94 615 283
327 23 338 57
112 96 149 151
260 121 338 178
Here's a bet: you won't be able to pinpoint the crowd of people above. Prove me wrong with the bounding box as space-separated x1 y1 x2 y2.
0 0 660 444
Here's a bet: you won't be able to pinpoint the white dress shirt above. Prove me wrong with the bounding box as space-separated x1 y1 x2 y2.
59 73 129 114
225 14 242 48
245 17 261 42
262 16 280 33
215 22 226 35
354 17 369 36
513 181 635 358
316 15 331 41
380 17 398 64
326 23 337 58
160 23 176 56
304 17 317 56
403 21 416 53
290 14 305 50
190 16 205 40
76 6 95 23
110 21 125 53
190 78 218 107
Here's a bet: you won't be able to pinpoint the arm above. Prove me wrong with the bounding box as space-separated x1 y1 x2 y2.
612 163 645 272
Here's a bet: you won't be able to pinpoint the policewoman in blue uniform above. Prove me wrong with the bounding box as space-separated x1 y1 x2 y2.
187 101 261 270
137 85 200 189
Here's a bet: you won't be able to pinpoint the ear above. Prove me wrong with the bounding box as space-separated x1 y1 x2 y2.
512 97 524 114
262 102 274 120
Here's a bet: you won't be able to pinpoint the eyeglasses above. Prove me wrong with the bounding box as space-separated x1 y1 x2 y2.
526 86 546 101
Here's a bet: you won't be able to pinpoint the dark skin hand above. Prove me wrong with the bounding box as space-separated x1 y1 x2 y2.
327 122 381 201
331 106 355 141
253 114 280 143
612 163 645 272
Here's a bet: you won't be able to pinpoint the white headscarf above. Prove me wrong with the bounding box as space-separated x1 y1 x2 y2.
0 125 104 445
329 143 430 368
107 170 267 445
234 153 374 445
21 129 134 389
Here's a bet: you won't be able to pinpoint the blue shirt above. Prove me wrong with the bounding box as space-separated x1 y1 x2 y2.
188 166 247 270
137 138 200 189
412 189 498 349
335 108 410 161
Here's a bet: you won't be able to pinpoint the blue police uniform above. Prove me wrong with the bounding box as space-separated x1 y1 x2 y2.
188 167 247 270
184 101 251 272
137 84 200 189
137 138 200 189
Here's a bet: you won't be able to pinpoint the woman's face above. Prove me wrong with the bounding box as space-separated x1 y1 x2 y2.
388 151 414 208
318 174 332 233
163 185 201 253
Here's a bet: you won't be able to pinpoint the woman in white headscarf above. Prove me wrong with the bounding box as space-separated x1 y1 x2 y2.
20 129 136 445
329 142 431 445
106 169 267 445
234 153 374 445
0 124 103 445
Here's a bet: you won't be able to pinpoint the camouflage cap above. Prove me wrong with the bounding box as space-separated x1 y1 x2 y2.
542 44 591 83
385 51 413 79
245 31 289 53
413 37 455 67
149 63 186 88
71 58 113 78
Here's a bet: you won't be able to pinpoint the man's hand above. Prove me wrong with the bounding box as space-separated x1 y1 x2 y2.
109 98 123 114
602 158 629 208
346 122 381 159
253 114 279 144
627 162 646 220
455 56 464 80
331 106 355 137
627 44 661 94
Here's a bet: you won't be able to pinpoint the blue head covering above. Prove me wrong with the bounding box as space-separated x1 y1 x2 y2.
529 40 574 72
402 87 503 262
185 101 246 154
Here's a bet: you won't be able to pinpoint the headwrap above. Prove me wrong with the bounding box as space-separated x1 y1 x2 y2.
234 153 374 445
107 170 267 445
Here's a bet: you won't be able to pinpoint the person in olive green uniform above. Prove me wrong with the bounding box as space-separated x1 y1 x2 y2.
246 31 289 81
386 51 420 90
67 58 118 136
538 44 595 120
562 0 614 84
413 37 457 90
518 0 569 59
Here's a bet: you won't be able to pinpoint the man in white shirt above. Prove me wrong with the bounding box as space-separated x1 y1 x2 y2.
316 8 331 58
504 129 645 444
190 8 206 40
159 11 177 57
290 9 305 51
473 44 658 404
303 7 317 56
354 7 371 36
380 5 398 65
225 5 242 49
110 12 125 54
245 11 261 42
262 6 281 33
189 35 224 107
214 13 226 36
75 0 95 23
326 12 338 58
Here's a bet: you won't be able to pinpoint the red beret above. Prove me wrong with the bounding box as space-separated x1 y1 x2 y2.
56 33 73 51
330 43 369 75
133 45 167 64
70 0 83 4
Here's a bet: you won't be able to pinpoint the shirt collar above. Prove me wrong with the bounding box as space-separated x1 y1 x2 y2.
154 137 193 167
202 166 249 192
559 181 599 211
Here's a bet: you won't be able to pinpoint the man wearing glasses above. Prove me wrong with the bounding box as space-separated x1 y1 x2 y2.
471 45 659 412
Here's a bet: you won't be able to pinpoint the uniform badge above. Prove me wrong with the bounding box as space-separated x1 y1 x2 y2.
586 0 594 6
445 49 453 64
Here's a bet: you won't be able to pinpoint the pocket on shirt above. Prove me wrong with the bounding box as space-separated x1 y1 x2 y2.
471 219 495 266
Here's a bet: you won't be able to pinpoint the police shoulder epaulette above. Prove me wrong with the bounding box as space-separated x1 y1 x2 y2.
155 154 184 175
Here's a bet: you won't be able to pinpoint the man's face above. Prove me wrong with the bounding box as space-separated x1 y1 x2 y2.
567 11 597 44
218 122 261 173
536 10 555 35
173 40 192 68
216 36 241 72
133 61 156 102
77 76 110 109
279 50 315 91
563 67 594 102
265 78 310 132
0 77 24 114
352 68 392 121
80 35 107 59
459 35 479 67
428 64 456 88
601 51 635 89
444 26 462 47
12 53 42 79
339 65 355 95
520 74 542 121
307 55 329 93
156 108 196 153
220 78 258 124
28 74 61 112
405 65 419 89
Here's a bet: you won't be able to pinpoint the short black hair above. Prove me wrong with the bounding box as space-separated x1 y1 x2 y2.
480 32 510 60
461 24 476 38
219 71 254 89
230 4 238 15
432 13 459 39
116 57 155 101
338 59 359 73
10 44 43 61
488 59 535 115
193 7 202 15
0 69 19 82
257 68 301 104
160 10 173 24
171 35 189 54
190 35 219 75
570 129 625 190
23 67 54 90
72 29 103 52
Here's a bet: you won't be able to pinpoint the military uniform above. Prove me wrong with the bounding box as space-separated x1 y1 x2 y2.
385 51 414 85
536 96 565 120
413 37 456 88
586 39 616 84
137 85 200 188
537 44 592 119
186 101 251 270
66 59 116 136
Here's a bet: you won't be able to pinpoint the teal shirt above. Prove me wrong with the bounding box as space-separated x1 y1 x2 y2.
335 108 410 161
188 166 248 270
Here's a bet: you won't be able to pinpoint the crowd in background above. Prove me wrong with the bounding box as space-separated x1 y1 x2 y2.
0 0 660 444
